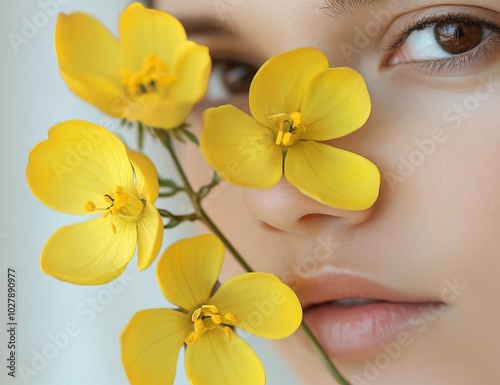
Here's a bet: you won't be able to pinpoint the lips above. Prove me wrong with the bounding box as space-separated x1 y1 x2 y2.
297 271 444 358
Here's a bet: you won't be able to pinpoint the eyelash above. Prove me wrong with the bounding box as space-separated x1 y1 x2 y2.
388 12 500 73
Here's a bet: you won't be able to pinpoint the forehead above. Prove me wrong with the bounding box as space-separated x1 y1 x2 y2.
152 0 500 60
152 0 340 55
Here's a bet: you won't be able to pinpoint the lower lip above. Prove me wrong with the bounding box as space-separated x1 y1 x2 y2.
303 301 443 358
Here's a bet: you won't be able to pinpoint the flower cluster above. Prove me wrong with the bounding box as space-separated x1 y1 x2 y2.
122 234 301 385
55 2 210 130
26 2 381 385
201 47 380 210
26 120 163 284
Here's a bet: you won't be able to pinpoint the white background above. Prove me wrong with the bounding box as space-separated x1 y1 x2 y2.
0 1 299 384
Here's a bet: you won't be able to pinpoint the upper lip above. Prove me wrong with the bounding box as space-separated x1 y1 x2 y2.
296 268 439 310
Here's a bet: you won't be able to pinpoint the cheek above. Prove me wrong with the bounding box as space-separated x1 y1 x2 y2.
389 100 500 280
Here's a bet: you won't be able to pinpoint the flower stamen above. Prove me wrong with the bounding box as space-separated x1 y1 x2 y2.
185 304 242 346
83 186 145 233
269 111 306 147
121 53 176 96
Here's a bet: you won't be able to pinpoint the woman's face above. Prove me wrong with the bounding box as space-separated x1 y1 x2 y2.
155 1 500 383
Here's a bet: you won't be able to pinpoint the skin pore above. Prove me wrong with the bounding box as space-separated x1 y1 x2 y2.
154 0 500 384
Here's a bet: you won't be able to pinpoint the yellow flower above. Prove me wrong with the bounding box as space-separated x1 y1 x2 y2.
55 2 211 130
121 234 302 385
26 121 163 284
201 47 380 210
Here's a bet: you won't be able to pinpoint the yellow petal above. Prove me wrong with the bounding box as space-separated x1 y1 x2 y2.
249 47 328 126
301 67 371 141
128 149 159 202
26 121 134 215
211 273 302 339
137 202 164 271
169 41 211 104
125 95 195 130
119 3 186 71
40 217 137 285
185 329 265 385
55 13 123 116
285 141 380 210
132 41 210 130
156 234 224 311
121 308 191 385
201 105 282 188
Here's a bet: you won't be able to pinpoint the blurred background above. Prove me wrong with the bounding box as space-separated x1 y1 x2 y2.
0 1 298 384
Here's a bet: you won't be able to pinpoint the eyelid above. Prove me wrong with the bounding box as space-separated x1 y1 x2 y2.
388 12 500 51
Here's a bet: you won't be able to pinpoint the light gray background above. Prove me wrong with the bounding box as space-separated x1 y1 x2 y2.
0 1 300 384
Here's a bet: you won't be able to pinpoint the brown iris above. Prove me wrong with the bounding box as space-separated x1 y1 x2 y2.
221 61 257 93
434 21 484 54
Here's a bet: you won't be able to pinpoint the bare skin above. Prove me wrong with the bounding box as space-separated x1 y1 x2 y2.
154 1 500 383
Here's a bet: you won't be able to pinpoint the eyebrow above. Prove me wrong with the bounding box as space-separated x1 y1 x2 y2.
323 0 383 15
181 17 237 37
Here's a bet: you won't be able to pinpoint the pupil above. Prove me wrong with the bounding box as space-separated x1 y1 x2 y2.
434 21 483 55
223 62 257 93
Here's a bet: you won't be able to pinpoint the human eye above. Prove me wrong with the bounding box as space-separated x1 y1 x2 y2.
386 9 500 74
204 56 259 105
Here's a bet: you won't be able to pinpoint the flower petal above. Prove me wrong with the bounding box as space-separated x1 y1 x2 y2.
55 13 123 116
119 3 186 70
285 141 380 210
128 149 159 202
201 105 282 188
301 67 371 141
185 330 265 385
121 308 191 385
125 95 196 130
26 121 134 215
137 202 164 271
156 234 224 311
211 273 302 339
249 47 328 126
40 217 137 285
169 41 211 103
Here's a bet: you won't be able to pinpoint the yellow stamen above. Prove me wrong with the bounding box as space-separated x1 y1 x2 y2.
269 111 306 147
223 326 232 340
282 132 294 146
121 53 176 96
275 130 284 146
185 331 201 346
185 304 242 346
224 313 242 324
84 186 145 233
85 201 96 212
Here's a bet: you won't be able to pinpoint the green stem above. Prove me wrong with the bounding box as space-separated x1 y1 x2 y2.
300 322 350 385
159 130 253 273
158 129 350 385
158 131 196 196
197 208 254 273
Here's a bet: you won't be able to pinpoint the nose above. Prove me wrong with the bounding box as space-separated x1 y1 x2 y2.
244 176 376 234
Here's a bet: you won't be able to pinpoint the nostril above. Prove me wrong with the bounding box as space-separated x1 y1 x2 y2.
244 176 377 233
298 209 374 229
258 221 282 232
